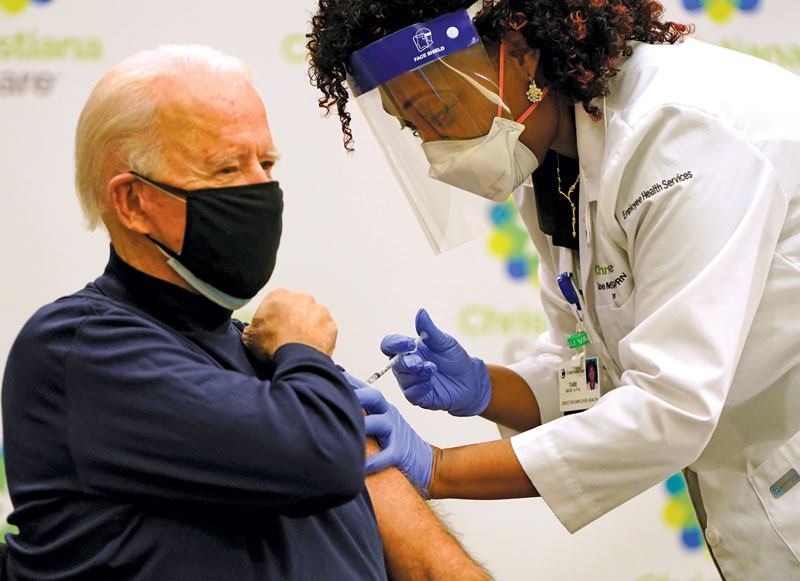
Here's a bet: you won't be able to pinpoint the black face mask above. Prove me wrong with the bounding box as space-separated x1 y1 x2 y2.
130 171 283 309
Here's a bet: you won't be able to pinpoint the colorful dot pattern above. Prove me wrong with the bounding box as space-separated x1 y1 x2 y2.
488 198 540 287
1 0 53 14
663 473 705 551
682 0 761 23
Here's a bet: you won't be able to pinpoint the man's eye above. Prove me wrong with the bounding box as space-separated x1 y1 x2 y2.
430 105 454 128
219 167 237 175
260 160 275 170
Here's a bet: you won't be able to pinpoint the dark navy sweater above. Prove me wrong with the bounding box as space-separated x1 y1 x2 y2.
1 249 386 580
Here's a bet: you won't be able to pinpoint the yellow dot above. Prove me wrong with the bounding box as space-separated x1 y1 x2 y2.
663 498 690 528
488 231 513 257
1 0 28 13
705 0 736 22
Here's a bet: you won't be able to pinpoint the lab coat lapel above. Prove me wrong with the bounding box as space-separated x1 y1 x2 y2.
575 101 605 296
574 100 606 333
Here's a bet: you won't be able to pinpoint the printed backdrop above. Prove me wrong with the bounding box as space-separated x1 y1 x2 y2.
1 1 797 579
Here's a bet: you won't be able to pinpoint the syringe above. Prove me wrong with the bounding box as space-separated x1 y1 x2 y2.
365 332 428 385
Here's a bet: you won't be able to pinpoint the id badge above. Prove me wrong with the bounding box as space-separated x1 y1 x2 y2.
559 349 601 413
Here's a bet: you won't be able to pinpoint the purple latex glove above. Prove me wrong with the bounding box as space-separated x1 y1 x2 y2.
354 386 433 495
380 308 491 416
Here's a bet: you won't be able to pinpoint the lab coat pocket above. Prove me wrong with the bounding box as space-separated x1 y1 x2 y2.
747 430 800 561
594 290 636 366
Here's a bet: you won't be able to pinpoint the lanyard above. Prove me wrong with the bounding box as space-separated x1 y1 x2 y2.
556 271 599 413
557 271 590 349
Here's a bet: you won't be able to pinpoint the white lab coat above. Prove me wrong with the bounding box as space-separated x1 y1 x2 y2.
506 39 800 580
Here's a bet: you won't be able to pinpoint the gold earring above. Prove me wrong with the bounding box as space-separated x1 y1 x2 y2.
526 78 543 103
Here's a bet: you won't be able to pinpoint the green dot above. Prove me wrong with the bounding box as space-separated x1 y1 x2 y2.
507 225 529 255
1 0 28 13
0 523 18 537
527 254 539 275
280 33 308 65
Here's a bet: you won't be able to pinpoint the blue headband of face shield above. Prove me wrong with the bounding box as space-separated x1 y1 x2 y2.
346 10 480 96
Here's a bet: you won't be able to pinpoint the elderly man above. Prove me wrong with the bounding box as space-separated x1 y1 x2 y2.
1 45 488 580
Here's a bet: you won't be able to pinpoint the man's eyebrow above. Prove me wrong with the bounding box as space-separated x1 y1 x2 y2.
263 149 282 160
206 153 239 167
205 149 282 168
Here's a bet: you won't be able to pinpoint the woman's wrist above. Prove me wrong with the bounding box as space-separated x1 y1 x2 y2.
481 365 541 431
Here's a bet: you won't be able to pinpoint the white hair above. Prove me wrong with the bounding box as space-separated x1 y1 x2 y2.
74 44 252 230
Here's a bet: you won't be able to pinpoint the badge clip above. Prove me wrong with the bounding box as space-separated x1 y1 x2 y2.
557 272 581 311
568 332 589 349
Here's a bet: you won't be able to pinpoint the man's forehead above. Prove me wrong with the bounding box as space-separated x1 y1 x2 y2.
156 76 267 131
150 72 275 169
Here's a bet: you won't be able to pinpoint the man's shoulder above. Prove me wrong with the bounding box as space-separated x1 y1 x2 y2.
4 285 121 387
24 283 114 325
16 282 164 346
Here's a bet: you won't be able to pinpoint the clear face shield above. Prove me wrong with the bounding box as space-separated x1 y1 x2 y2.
346 9 545 253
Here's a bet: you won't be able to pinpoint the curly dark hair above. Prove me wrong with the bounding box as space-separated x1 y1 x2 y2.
307 0 692 151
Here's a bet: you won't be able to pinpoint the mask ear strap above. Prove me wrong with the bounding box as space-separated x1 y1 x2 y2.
146 234 181 260
497 42 548 123
130 171 187 203
516 86 548 125
497 43 507 119
162 254 250 310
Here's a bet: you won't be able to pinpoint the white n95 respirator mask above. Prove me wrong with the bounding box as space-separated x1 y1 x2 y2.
421 116 539 203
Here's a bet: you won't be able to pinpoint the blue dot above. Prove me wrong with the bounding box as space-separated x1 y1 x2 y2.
507 257 529 279
737 0 760 11
665 473 686 495
31 0 53 4
681 527 704 549
682 0 703 10
490 202 513 226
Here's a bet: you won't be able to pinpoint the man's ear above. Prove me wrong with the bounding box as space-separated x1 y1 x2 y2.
107 173 151 234
501 30 540 73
